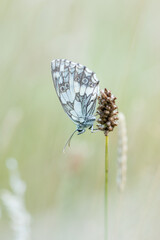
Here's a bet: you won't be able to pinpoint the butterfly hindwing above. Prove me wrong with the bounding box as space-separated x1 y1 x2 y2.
51 59 99 125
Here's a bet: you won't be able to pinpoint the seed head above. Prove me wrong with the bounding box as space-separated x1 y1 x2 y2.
96 88 118 136
117 112 128 191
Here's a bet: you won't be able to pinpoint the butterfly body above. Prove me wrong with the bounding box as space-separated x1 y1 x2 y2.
77 116 96 131
51 59 99 145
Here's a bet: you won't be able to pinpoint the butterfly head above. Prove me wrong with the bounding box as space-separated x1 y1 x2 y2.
77 116 96 131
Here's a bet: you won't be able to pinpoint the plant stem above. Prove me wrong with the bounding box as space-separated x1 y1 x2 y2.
105 135 109 240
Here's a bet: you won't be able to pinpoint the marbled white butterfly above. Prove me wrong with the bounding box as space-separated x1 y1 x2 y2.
51 59 99 149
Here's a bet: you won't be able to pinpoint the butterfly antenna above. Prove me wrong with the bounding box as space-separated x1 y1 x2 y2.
63 129 78 153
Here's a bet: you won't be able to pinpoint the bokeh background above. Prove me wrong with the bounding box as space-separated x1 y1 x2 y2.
0 0 160 239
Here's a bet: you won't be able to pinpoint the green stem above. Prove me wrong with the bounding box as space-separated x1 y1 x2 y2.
105 135 108 240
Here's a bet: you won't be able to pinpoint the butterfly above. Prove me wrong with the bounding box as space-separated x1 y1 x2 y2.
51 59 99 150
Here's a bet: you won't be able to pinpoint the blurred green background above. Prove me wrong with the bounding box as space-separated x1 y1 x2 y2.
0 0 160 239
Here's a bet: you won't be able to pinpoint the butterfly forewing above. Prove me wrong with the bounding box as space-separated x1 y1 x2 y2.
51 59 99 125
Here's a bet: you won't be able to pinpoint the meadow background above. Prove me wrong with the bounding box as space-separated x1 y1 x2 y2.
0 0 160 239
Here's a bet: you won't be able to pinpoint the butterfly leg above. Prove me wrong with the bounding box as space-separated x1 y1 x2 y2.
90 125 99 133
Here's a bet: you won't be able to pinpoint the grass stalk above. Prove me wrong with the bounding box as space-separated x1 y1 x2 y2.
96 88 118 239
105 135 108 240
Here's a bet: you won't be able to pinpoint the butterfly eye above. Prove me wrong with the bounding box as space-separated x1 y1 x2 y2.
82 78 88 84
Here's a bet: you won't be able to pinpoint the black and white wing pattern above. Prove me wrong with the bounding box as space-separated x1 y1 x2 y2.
51 59 99 126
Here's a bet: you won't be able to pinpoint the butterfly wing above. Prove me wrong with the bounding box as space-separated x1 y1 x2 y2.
51 59 99 124
76 66 99 118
